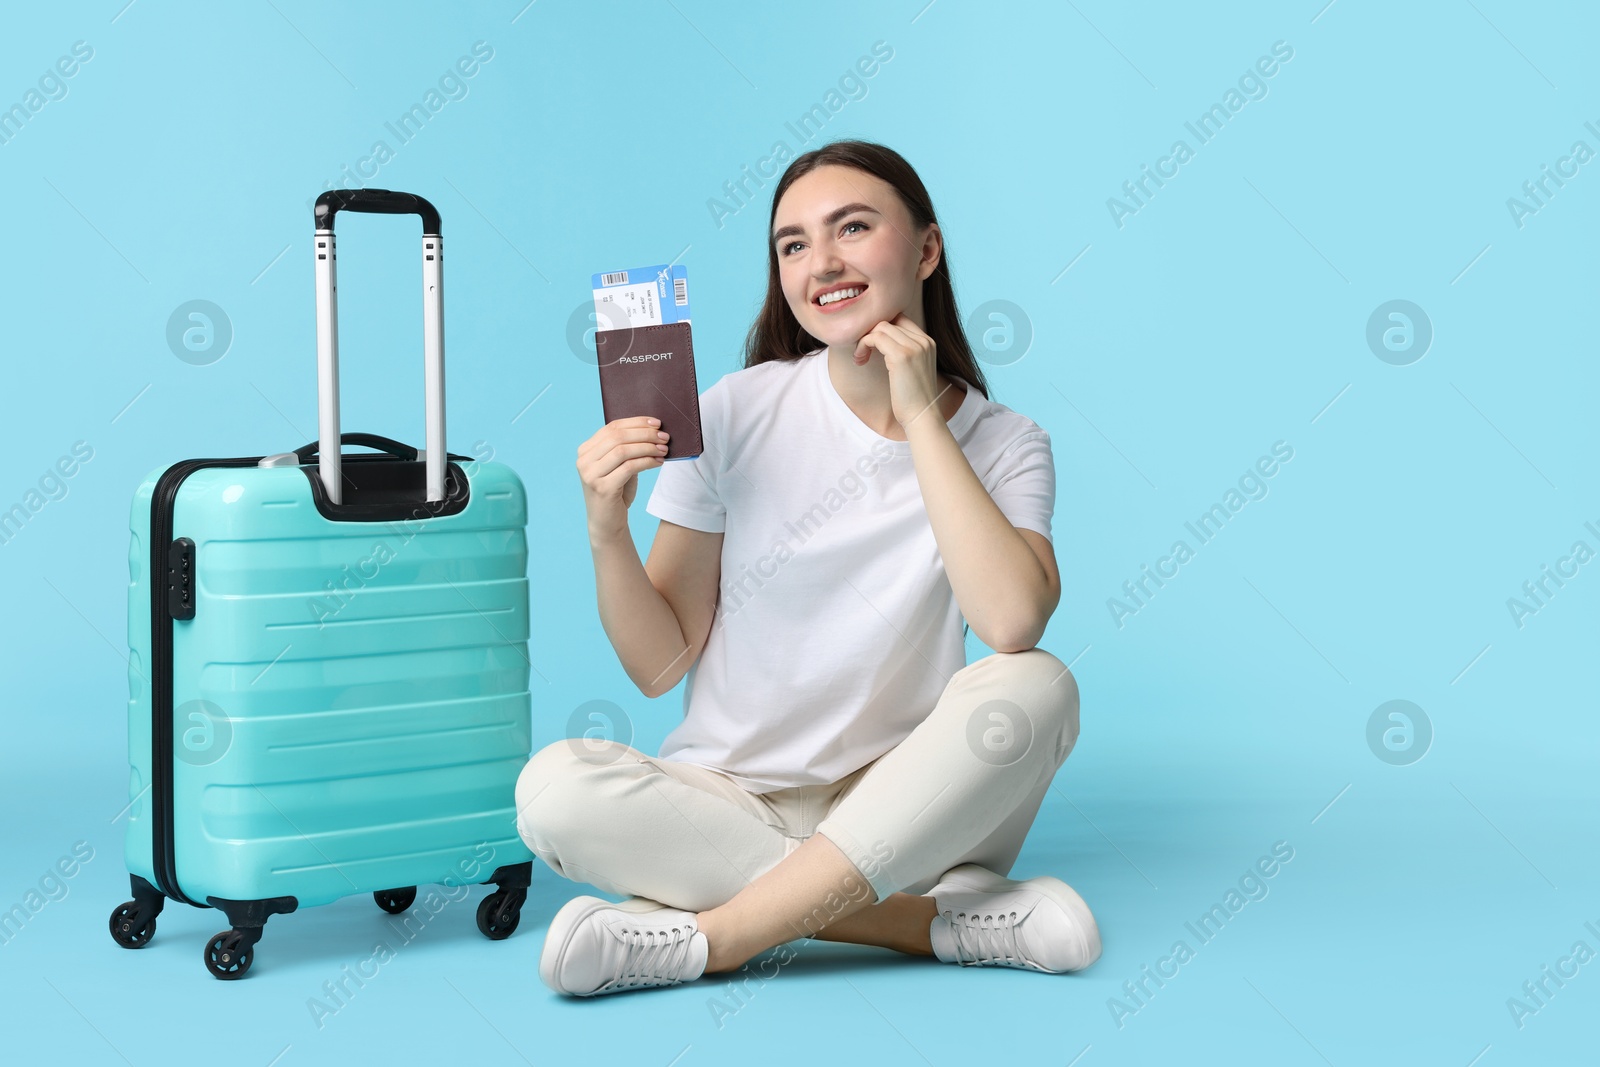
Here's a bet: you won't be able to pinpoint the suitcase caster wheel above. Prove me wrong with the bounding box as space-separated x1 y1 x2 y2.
109 902 157 949
204 930 255 980
476 888 525 940
373 887 417 914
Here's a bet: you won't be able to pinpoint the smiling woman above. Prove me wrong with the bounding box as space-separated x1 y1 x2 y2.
748 146 983 393
545 139 1091 998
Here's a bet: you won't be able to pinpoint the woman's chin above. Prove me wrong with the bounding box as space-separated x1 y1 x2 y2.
808 315 892 350
806 325 858 349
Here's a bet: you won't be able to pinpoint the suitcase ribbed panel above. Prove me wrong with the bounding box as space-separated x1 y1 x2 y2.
125 459 533 910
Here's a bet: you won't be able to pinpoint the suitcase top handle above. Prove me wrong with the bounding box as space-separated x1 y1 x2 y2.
313 188 447 507
294 431 417 463
314 188 441 236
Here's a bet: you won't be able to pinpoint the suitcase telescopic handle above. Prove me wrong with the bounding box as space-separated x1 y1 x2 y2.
314 189 442 234
313 188 446 505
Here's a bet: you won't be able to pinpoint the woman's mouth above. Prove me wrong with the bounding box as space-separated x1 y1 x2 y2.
814 284 867 312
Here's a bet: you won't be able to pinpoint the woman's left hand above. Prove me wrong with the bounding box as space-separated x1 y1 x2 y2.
853 312 947 431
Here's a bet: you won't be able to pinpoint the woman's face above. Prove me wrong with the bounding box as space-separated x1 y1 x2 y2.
771 164 940 351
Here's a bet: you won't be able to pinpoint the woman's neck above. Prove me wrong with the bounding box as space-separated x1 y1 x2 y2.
825 343 964 441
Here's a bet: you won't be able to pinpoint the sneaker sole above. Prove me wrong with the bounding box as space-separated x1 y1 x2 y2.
935 863 1102 971
539 895 672 995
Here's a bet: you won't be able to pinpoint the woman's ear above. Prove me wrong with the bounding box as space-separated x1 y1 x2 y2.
917 222 942 282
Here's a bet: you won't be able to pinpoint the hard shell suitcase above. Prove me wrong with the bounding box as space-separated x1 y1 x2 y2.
110 189 535 979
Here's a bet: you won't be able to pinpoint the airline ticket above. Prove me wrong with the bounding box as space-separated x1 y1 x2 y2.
591 262 691 331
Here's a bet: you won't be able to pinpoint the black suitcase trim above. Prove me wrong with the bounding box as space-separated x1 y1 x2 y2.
297 452 474 522
149 457 266 906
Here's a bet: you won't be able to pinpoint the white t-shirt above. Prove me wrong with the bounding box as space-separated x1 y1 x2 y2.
644 347 1055 793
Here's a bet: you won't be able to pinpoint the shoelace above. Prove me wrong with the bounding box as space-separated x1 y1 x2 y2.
599 920 699 992
945 907 1027 967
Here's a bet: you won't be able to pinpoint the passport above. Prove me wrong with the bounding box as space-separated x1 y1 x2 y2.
594 320 703 461
593 262 702 460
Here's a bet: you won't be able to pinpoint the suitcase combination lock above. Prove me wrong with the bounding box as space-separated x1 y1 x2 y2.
167 537 196 620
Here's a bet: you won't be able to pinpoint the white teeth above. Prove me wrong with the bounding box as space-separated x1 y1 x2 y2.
817 286 862 306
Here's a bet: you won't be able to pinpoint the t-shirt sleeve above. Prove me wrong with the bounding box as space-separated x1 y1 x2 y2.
989 428 1055 544
644 381 726 533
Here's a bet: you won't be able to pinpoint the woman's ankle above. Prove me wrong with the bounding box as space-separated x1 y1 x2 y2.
813 891 938 955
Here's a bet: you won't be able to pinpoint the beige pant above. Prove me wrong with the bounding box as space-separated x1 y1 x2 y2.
514 649 1081 912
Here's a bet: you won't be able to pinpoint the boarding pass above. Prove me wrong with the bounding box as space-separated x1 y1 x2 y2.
591 262 691 330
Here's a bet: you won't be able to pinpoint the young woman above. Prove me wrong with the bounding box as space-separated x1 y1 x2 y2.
518 139 1099 996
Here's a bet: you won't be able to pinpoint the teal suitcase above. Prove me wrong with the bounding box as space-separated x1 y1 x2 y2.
109 190 534 979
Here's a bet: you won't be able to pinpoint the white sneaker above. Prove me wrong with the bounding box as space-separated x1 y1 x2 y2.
538 895 709 996
926 863 1102 973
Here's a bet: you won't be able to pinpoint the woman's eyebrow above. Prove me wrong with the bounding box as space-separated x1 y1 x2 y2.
772 203 880 245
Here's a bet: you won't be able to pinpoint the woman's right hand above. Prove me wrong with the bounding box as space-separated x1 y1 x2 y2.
578 417 670 534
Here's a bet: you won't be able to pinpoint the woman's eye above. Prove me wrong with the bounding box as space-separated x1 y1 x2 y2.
778 221 864 256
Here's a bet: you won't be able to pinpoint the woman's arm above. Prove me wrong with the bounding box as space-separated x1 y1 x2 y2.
905 415 1061 653
591 519 724 698
852 313 1060 652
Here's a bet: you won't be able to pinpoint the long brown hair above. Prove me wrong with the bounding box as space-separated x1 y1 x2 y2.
741 140 991 402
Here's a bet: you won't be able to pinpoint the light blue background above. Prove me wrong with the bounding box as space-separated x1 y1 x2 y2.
2 2 1595 1064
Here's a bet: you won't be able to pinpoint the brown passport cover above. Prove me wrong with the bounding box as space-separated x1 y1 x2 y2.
595 321 704 459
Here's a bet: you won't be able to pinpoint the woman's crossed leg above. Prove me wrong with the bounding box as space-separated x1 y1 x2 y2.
515 648 1088 993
